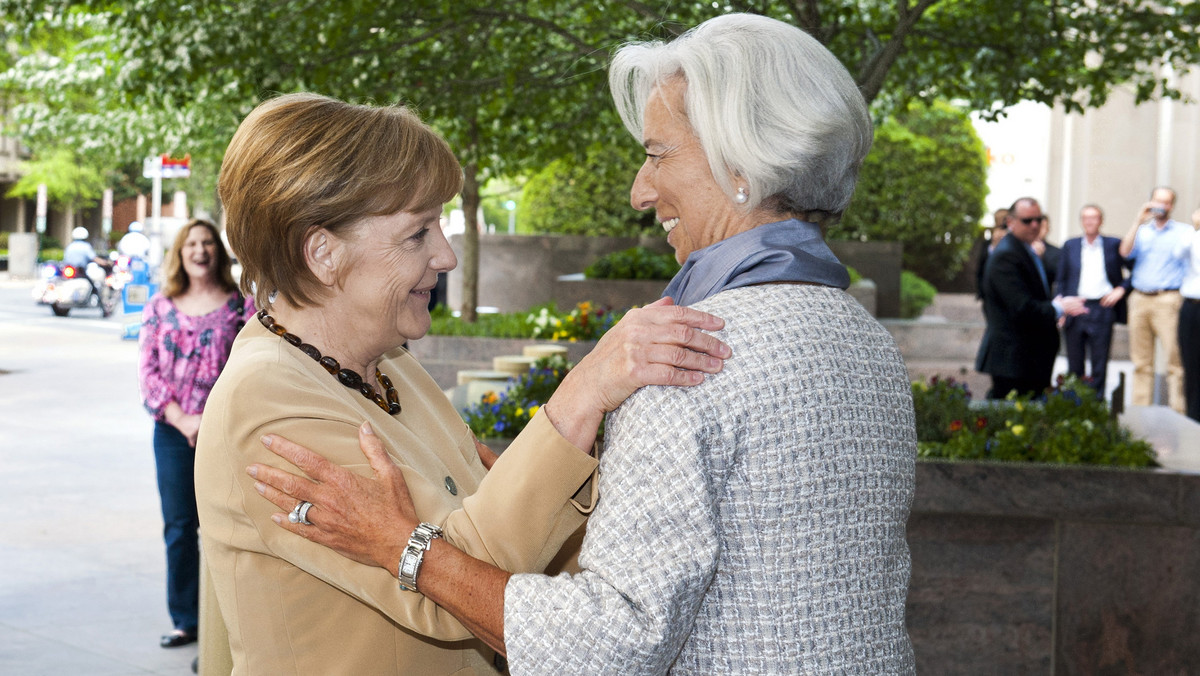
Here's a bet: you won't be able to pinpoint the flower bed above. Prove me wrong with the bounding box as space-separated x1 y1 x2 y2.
429 301 623 341
912 375 1157 467
461 355 569 438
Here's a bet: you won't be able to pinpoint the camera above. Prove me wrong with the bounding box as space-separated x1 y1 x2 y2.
1150 206 1168 217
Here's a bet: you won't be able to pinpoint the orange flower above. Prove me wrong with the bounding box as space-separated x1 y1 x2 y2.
975 417 988 430
949 420 963 432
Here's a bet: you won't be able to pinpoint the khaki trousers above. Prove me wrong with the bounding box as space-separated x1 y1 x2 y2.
1127 290 1185 412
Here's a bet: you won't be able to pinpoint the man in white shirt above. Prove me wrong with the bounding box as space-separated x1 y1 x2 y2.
1057 205 1130 398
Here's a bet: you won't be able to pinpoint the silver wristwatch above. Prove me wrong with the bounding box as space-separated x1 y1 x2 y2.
398 522 443 592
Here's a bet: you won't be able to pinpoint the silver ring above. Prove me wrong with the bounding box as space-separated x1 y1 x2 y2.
288 501 313 525
297 501 313 525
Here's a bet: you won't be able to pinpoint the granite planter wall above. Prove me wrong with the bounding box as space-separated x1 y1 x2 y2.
908 407 1200 674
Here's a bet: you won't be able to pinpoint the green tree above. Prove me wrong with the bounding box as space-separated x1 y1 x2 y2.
835 100 988 285
3 0 1197 315
6 147 106 229
520 142 652 237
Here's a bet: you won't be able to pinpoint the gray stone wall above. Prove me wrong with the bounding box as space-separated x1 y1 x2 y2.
910 454 1200 674
446 233 903 317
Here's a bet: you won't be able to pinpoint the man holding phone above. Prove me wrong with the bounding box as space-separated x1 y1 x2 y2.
1119 186 1191 412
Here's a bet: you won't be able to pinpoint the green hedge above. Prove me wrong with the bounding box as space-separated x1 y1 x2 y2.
900 270 937 318
585 246 680 280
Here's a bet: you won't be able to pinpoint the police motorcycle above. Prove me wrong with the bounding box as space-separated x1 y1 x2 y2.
32 248 122 318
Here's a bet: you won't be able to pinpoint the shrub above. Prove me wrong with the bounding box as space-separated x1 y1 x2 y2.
428 305 536 338
900 270 937 318
463 355 569 438
428 302 624 341
519 143 654 236
585 246 680 281
912 375 1158 468
834 100 988 286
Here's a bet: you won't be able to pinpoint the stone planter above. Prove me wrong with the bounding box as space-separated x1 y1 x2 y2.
552 274 668 311
908 406 1200 674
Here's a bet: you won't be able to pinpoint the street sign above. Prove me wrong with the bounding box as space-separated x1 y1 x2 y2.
143 154 191 179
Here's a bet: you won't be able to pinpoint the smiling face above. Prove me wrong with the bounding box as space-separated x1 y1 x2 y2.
334 206 456 348
630 79 759 264
181 224 220 283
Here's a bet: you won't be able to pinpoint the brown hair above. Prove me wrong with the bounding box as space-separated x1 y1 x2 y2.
218 93 463 309
161 219 237 298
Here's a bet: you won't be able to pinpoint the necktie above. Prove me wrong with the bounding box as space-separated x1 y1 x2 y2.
1029 245 1049 294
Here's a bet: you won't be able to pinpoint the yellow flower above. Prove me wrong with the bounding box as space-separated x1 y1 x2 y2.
1011 424 1026 436
1014 401 1025 412
515 407 525 418
482 391 498 405
529 405 540 418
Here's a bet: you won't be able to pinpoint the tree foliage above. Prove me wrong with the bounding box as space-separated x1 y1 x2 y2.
520 142 652 237
6 147 105 210
835 100 988 285
2 0 1197 315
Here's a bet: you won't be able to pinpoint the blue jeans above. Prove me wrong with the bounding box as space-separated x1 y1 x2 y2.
153 421 199 634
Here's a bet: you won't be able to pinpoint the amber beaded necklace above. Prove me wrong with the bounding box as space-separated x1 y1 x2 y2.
257 310 401 415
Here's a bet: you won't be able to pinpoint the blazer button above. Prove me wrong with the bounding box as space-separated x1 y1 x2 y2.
443 476 458 496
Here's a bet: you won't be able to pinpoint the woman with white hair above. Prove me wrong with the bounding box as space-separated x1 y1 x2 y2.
251 13 916 674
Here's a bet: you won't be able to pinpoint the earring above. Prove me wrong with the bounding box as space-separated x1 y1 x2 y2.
735 186 748 204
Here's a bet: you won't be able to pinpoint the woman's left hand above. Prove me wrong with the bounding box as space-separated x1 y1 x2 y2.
247 421 416 572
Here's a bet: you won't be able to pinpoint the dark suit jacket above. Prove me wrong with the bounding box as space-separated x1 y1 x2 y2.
1040 242 1061 295
1056 235 1131 323
975 235 1060 381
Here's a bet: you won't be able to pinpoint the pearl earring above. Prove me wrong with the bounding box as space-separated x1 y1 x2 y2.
735 187 748 204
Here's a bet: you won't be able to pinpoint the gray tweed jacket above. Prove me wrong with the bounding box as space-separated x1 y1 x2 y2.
505 284 917 675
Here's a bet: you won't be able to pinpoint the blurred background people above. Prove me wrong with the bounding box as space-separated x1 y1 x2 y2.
1057 204 1129 397
977 198 1086 398
117 221 152 260
1119 187 1190 412
137 218 253 649
1032 216 1061 295
975 207 1009 301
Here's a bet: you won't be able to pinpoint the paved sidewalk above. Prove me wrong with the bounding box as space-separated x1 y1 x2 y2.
0 277 197 675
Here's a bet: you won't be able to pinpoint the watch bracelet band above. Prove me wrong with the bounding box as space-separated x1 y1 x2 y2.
397 522 443 592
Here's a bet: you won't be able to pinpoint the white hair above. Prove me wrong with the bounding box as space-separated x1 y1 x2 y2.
609 13 872 220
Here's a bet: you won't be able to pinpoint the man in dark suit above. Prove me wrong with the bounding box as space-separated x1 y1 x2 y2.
1056 204 1130 397
976 197 1087 398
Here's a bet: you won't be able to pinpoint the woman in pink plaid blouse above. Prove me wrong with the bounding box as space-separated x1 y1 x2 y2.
137 218 253 650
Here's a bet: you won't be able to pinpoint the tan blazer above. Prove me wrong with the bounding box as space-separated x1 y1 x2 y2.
195 321 597 675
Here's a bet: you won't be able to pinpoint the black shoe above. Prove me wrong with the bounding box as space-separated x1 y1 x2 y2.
160 630 197 648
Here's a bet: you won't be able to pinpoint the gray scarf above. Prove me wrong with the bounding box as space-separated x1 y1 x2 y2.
662 219 849 306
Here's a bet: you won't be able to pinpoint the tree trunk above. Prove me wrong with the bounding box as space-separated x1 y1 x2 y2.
460 162 480 323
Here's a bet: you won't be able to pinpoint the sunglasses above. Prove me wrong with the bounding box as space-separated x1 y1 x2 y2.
1016 216 1046 226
